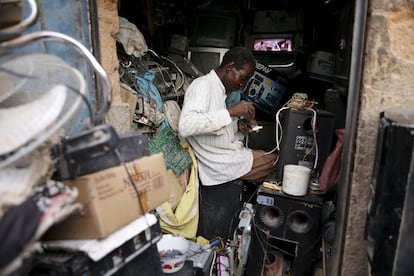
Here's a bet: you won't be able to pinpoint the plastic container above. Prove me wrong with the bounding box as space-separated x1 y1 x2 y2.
157 234 189 273
282 164 311 196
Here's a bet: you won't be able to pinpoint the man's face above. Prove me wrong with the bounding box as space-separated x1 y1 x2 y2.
224 62 255 93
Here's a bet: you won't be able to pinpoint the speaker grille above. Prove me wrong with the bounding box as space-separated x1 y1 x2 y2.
249 186 323 276
259 205 285 230
254 186 322 252
286 210 313 234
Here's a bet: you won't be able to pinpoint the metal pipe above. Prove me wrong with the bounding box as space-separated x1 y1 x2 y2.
330 0 368 275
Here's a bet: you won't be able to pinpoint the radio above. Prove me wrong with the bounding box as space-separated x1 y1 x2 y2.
242 61 286 115
52 124 149 180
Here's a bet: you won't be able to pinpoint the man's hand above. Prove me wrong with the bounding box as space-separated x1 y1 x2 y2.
227 100 255 119
238 118 258 135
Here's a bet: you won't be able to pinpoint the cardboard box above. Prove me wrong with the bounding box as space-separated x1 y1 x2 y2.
120 82 138 123
45 154 170 240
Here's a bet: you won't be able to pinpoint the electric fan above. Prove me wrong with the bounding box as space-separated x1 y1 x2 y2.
0 52 87 168
0 31 112 169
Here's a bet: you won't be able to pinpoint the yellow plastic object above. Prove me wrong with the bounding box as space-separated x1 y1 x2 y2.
157 143 199 240
262 181 282 191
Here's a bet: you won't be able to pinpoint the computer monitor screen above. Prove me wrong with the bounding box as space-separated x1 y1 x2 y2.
188 47 228 74
245 34 300 72
190 13 236 48
253 38 293 52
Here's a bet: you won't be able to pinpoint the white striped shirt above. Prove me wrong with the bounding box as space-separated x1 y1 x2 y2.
178 70 253 186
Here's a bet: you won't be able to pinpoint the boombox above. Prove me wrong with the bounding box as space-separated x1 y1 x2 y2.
52 124 149 180
246 185 323 276
242 61 286 115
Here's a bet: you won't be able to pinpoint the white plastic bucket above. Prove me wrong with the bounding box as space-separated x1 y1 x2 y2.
157 234 189 273
282 164 311 196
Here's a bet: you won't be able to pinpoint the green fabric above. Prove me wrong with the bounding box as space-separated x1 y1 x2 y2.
149 125 192 176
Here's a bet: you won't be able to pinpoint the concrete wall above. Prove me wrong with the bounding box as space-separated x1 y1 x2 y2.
96 0 414 274
342 0 414 275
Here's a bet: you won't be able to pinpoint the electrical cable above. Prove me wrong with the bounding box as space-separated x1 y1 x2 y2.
226 207 244 246
150 60 180 101
245 185 259 204
216 254 231 275
114 148 162 274
303 107 319 170
253 220 295 257
266 105 290 155
147 48 185 92
310 108 319 169
161 55 185 91
114 148 152 235
252 217 277 272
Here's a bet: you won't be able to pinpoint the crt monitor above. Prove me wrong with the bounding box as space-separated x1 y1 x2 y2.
253 37 294 52
188 47 229 74
190 13 237 48
245 34 301 73
248 34 297 53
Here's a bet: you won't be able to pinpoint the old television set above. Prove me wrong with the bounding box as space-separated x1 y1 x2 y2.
188 47 229 74
246 33 301 73
190 13 237 48
253 37 294 52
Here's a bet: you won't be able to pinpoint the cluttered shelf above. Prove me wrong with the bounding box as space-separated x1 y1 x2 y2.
1 2 340 275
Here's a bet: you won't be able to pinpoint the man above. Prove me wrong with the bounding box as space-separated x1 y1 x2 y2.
178 47 277 240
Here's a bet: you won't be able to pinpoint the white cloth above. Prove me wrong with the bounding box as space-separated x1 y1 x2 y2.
178 70 253 186
117 17 148 57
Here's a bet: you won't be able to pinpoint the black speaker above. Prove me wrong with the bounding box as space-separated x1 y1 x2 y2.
365 109 414 276
246 185 322 276
275 109 335 181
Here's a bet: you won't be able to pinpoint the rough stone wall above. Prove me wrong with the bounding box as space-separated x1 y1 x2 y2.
97 0 131 134
342 0 414 275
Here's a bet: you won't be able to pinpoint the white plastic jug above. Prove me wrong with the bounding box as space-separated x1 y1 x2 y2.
282 164 311 196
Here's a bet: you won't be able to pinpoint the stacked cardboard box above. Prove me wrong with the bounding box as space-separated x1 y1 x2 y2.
45 154 170 240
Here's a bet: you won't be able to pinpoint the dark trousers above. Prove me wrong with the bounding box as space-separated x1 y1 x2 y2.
197 179 244 241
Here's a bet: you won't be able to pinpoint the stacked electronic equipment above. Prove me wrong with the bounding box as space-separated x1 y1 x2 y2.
0 1 165 275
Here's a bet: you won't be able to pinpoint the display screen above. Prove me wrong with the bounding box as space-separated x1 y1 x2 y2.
190 51 221 74
191 14 236 48
188 47 229 74
253 38 293 52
